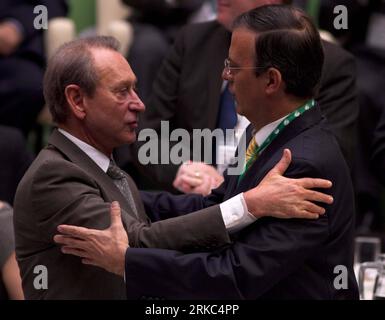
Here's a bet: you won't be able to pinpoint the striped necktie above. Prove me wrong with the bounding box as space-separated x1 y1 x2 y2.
107 160 138 218
244 136 259 171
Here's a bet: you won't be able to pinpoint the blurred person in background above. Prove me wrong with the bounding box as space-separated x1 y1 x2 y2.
0 125 33 205
0 201 24 300
122 0 215 104
0 0 68 136
316 0 385 232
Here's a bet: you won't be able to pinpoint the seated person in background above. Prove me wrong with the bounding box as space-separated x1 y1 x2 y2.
14 35 332 299
0 201 24 300
0 125 33 205
55 5 358 300
128 0 358 194
0 0 68 135
122 0 213 103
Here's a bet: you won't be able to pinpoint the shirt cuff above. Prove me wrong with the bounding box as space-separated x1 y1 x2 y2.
220 193 257 233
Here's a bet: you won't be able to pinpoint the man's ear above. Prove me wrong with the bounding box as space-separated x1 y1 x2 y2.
64 84 86 120
265 67 282 96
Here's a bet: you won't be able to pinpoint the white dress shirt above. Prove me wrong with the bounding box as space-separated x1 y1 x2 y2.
219 114 287 233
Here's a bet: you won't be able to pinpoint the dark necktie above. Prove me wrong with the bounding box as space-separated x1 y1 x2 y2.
107 160 138 218
217 83 237 132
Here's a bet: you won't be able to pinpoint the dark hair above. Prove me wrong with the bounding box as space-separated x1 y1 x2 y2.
233 5 324 98
43 36 120 124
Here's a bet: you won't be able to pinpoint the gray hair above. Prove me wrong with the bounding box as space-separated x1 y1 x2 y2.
43 36 120 124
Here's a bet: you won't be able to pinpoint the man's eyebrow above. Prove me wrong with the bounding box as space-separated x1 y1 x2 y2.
227 57 238 66
112 79 137 89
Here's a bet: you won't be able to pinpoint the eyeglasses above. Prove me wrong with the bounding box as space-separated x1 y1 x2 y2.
224 58 267 76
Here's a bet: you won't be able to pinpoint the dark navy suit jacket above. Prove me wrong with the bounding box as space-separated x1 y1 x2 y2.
134 105 359 299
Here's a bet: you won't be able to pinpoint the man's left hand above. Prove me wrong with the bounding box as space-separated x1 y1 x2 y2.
173 161 224 195
53 201 128 277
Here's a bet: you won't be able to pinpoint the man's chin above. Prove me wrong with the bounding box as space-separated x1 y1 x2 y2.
121 132 137 145
236 106 244 117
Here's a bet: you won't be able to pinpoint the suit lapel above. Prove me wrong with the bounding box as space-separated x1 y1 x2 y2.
48 130 146 221
124 172 149 222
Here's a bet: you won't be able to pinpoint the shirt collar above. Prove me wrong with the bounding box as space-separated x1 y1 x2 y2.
58 128 111 173
253 114 287 151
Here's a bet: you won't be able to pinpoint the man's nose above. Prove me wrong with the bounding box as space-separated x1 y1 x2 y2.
222 67 230 81
129 90 146 112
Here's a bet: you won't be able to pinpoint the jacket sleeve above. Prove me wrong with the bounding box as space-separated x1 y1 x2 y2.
127 203 231 252
27 159 230 253
123 158 342 299
125 213 331 299
139 176 227 221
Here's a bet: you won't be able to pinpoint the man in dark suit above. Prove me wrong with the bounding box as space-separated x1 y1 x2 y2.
126 0 358 192
14 36 332 299
55 5 358 299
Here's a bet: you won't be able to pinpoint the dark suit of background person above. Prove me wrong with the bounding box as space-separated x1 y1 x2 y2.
0 126 33 205
121 0 207 104
127 104 358 300
314 0 385 232
126 20 358 192
0 0 68 135
13 128 232 299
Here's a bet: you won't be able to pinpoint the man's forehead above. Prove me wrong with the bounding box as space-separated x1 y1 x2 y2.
233 27 258 36
230 28 258 56
91 48 135 82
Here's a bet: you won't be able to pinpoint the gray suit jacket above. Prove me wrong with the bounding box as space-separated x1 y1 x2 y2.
14 130 230 299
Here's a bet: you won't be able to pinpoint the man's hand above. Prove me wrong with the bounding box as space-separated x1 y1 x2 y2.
53 201 128 277
173 161 224 195
0 22 23 56
244 149 333 219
